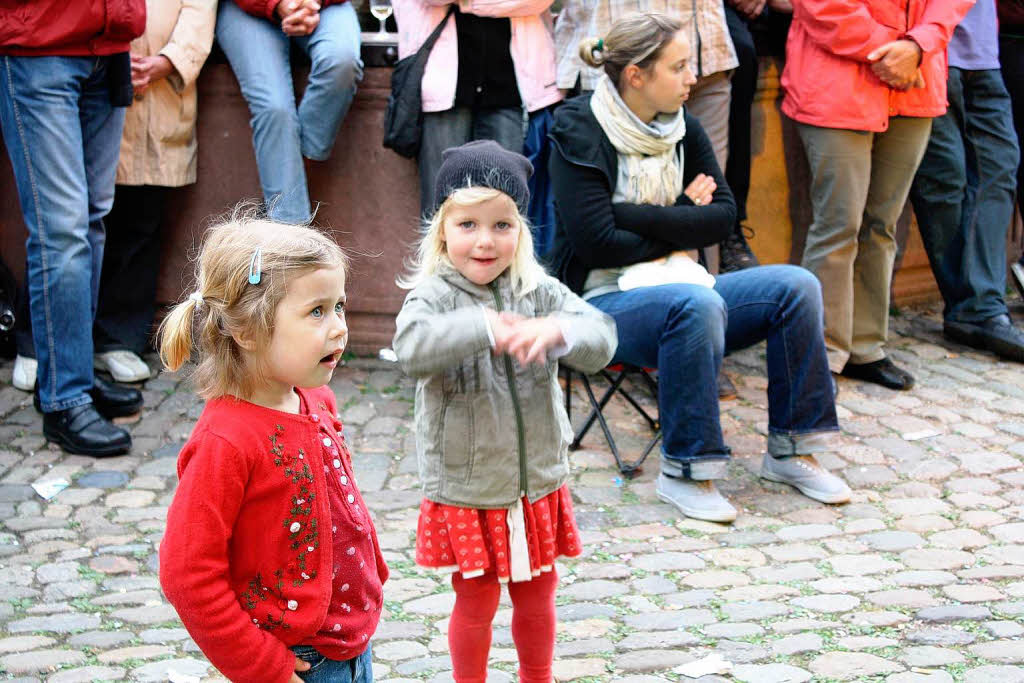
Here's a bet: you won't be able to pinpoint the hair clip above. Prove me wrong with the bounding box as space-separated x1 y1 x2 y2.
248 247 262 285
596 38 604 52
188 291 204 307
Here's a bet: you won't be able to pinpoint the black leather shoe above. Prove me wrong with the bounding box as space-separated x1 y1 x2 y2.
944 314 1024 363
840 357 915 391
42 404 131 457
719 224 760 273
34 377 143 419
718 371 737 400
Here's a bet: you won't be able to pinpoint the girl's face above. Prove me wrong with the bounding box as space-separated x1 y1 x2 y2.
255 265 348 408
633 31 696 116
442 194 521 286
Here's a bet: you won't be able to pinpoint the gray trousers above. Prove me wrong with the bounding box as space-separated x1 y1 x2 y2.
685 70 732 172
797 117 933 371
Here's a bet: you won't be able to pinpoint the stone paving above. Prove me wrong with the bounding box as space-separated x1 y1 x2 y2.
1 302 1023 682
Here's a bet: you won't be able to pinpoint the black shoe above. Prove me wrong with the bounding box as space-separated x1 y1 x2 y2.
944 314 1024 363
42 404 131 457
34 377 143 419
718 371 737 400
719 224 760 273
840 357 915 390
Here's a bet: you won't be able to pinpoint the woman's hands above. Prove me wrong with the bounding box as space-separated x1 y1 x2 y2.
289 655 311 682
277 0 321 36
486 311 566 366
130 55 174 95
867 40 924 91
684 173 716 206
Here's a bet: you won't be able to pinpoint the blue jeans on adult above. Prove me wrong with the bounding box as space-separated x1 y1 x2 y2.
909 67 1021 323
292 644 373 683
217 0 363 223
588 265 838 479
0 55 125 412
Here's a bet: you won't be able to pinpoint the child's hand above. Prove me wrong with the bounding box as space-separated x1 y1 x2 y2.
485 309 524 353
289 655 311 682
503 317 565 366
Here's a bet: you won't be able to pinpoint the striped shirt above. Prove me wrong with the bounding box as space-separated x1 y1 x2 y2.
554 0 738 90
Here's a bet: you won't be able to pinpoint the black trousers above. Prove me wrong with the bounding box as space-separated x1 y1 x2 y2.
724 4 758 226
1000 32 1024 214
93 184 167 355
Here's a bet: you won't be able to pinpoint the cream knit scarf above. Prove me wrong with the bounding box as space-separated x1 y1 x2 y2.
590 74 687 206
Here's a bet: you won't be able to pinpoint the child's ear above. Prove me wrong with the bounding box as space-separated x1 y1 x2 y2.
232 331 258 352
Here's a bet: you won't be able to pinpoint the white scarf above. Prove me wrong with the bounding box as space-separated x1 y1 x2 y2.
589 74 686 206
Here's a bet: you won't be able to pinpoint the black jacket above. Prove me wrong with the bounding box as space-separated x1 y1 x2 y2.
546 94 736 294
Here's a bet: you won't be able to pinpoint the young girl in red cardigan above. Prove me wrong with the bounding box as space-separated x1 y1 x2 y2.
158 214 388 683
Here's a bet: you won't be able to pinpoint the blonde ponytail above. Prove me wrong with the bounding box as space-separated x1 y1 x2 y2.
579 37 605 68
579 13 682 87
158 296 200 372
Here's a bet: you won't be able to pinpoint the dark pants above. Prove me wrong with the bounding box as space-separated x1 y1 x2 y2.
1000 33 1024 224
724 5 757 225
93 185 167 354
910 67 1021 323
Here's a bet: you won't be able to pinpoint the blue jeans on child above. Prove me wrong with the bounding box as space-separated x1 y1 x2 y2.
292 644 373 683
588 265 838 479
0 55 125 412
216 0 363 223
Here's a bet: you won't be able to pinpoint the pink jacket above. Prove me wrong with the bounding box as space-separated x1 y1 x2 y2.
782 0 975 132
393 0 562 113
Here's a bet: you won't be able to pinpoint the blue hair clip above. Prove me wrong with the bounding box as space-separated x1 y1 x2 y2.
248 247 262 285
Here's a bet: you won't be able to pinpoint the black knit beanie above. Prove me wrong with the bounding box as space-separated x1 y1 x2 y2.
432 140 534 216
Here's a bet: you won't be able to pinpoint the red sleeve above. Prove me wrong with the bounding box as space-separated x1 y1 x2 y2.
905 0 976 54
232 0 284 21
793 0 902 61
160 432 295 683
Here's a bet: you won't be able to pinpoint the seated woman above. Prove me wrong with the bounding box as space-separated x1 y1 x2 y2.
217 0 362 223
548 12 850 523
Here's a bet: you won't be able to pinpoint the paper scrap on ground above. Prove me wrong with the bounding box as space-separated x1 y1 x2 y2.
31 478 69 500
168 668 201 683
902 428 941 441
673 653 733 678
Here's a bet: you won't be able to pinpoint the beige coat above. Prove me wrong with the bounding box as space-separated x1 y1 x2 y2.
116 0 216 187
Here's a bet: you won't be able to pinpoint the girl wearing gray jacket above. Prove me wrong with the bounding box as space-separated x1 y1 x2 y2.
393 141 616 682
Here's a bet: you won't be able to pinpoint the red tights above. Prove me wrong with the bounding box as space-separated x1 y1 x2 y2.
448 570 558 683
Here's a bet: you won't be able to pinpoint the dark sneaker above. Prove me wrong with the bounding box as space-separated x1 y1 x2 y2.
840 357 915 390
944 314 1024 363
719 224 760 273
718 371 737 400
42 404 131 457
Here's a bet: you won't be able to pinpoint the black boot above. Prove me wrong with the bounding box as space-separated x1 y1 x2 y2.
34 377 143 419
944 314 1024 363
840 357 915 391
42 404 131 456
719 224 759 273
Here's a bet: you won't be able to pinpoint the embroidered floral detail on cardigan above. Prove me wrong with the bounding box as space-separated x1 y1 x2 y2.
239 573 293 632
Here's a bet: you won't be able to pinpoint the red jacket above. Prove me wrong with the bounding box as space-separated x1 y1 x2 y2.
0 0 145 56
233 0 347 22
782 0 975 132
160 387 388 683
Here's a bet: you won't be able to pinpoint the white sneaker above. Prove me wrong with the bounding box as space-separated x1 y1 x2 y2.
94 350 151 383
760 454 851 504
656 474 737 523
12 354 36 392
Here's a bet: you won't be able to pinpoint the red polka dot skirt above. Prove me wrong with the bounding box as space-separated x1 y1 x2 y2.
415 485 581 583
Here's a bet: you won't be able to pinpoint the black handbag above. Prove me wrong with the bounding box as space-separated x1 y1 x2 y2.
382 6 455 159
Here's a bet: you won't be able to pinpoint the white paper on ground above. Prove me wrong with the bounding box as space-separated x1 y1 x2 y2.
673 653 733 678
31 478 69 500
902 428 942 441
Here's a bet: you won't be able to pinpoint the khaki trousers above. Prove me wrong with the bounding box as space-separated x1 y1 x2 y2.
797 117 932 371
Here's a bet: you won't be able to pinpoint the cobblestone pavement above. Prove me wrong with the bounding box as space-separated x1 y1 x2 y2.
1 303 1023 682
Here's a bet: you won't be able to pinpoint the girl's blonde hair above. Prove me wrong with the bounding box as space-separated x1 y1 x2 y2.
397 186 547 296
159 208 348 400
579 12 683 87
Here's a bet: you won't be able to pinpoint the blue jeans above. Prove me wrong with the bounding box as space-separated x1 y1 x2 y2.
417 106 526 213
588 265 838 478
0 55 125 412
292 644 372 683
910 67 1021 323
217 0 363 223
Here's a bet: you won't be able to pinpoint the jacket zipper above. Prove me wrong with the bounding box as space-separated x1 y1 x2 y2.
489 282 528 498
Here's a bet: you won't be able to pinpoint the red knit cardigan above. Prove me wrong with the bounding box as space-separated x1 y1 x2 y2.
160 386 388 683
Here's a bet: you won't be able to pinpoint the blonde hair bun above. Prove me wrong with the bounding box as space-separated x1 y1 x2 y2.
579 37 605 68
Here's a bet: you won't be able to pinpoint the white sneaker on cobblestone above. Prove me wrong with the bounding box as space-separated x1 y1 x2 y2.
12 354 36 392
94 350 151 383
760 454 851 504
656 474 737 523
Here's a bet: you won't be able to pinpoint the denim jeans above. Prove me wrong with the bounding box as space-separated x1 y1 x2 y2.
588 265 838 478
418 106 526 213
217 0 363 223
292 644 372 683
909 67 1021 324
0 55 126 412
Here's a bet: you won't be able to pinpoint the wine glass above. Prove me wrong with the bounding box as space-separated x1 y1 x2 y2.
369 0 392 36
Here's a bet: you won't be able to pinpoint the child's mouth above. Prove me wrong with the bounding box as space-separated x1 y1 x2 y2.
320 351 341 367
